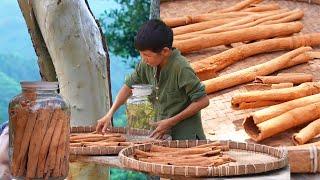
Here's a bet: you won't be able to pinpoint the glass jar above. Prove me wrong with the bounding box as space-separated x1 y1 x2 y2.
126 84 155 138
8 81 70 179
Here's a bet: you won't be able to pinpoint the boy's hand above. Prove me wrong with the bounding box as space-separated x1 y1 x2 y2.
150 119 174 139
96 115 112 134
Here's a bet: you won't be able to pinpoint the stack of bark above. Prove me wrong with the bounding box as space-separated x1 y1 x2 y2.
134 142 235 166
163 0 320 94
70 132 133 148
243 92 320 145
231 77 318 109
10 108 70 179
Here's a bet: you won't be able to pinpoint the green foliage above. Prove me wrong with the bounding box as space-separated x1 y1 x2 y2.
0 71 20 122
0 53 40 82
98 0 150 68
110 168 148 180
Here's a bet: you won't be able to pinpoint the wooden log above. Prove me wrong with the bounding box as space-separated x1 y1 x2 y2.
191 33 320 81
254 74 313 84
244 92 320 125
203 47 312 94
232 82 320 108
292 118 320 145
244 102 320 142
173 22 303 53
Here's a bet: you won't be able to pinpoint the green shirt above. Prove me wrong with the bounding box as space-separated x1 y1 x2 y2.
125 49 206 140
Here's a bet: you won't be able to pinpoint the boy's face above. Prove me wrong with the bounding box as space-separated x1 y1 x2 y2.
139 48 170 67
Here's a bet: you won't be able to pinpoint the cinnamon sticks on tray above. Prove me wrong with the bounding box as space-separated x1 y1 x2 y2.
134 142 235 167
70 132 132 148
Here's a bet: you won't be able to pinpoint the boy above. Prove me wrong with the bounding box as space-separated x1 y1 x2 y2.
96 19 209 140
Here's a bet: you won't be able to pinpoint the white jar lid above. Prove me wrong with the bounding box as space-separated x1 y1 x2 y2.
132 84 153 96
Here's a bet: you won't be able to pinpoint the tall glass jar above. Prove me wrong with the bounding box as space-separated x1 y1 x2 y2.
126 84 155 139
8 81 70 179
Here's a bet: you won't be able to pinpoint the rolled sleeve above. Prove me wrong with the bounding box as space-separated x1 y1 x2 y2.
178 67 207 102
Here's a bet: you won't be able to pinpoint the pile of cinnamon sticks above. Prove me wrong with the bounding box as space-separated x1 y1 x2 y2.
70 132 133 147
10 107 70 179
163 0 320 93
166 0 306 55
134 142 235 167
243 92 320 144
232 81 319 109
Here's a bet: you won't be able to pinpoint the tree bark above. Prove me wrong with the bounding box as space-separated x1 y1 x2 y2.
30 0 112 125
150 0 160 19
17 0 57 82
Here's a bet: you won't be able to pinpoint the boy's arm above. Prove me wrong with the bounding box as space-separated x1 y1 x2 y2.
151 65 208 139
96 61 145 134
150 95 209 139
96 85 132 133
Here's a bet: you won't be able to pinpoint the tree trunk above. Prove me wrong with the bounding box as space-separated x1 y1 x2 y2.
30 0 112 126
150 0 160 19
18 0 57 82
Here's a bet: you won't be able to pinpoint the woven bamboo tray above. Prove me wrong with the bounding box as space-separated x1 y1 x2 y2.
70 126 156 155
119 140 288 177
161 0 320 173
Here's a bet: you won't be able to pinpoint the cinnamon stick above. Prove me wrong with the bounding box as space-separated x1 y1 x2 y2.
36 109 63 177
173 22 303 53
11 108 29 176
232 82 320 108
15 110 38 176
26 109 53 178
292 118 320 145
255 74 313 85
191 33 320 80
244 102 320 142
203 47 312 94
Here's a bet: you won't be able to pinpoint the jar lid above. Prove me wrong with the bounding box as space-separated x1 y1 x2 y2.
132 84 153 96
20 81 59 90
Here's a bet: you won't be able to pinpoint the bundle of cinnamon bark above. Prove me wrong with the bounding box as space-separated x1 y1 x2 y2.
192 33 320 81
165 0 307 54
203 47 318 94
134 142 235 167
162 0 320 83
70 132 133 147
10 107 70 179
243 92 320 144
232 81 320 109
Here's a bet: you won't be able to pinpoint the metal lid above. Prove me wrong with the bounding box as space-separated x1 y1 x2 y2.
20 81 59 90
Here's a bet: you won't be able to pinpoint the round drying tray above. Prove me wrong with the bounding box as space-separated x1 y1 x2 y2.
119 140 288 177
70 126 157 155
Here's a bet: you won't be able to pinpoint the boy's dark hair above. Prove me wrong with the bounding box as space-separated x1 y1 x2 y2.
134 19 173 53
